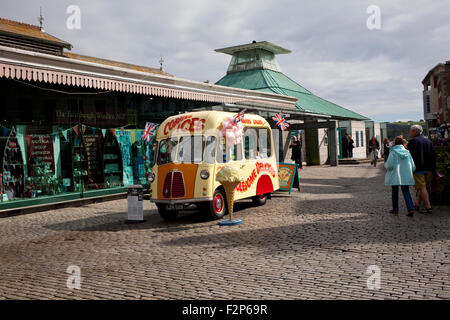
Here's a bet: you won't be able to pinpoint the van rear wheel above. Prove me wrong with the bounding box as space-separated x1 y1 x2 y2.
252 194 267 206
208 189 227 220
156 204 179 221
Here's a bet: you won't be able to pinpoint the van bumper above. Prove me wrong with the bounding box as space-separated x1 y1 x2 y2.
151 197 213 205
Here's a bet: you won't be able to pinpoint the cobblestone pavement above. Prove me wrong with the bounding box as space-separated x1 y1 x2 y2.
0 164 449 300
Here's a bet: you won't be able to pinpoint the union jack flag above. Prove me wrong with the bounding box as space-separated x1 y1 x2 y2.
272 113 290 130
142 122 157 142
233 109 247 124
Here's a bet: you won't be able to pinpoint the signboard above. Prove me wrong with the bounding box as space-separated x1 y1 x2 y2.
277 162 299 194
81 134 103 183
127 185 144 221
25 135 55 175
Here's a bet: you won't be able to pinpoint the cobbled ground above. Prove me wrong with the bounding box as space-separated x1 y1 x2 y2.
0 164 449 300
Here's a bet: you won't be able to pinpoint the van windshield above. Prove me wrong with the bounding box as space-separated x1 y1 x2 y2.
157 137 178 165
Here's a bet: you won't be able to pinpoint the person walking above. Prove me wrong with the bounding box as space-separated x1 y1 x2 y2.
348 135 354 158
406 124 436 214
384 136 416 216
381 138 391 161
368 136 380 167
289 135 302 191
341 133 349 158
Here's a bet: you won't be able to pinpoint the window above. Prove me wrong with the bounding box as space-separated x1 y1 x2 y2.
157 137 178 165
258 128 272 158
244 127 273 159
204 136 217 164
217 137 243 163
356 131 360 147
244 127 258 159
178 136 204 163
360 131 364 147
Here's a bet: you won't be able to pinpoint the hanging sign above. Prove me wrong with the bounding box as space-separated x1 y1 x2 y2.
25 135 55 175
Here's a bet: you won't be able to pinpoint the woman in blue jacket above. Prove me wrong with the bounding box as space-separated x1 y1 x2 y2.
384 136 416 216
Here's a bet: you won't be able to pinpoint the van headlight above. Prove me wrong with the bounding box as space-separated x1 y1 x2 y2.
200 169 210 180
148 172 155 182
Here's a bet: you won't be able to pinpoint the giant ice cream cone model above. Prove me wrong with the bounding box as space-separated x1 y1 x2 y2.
216 165 244 222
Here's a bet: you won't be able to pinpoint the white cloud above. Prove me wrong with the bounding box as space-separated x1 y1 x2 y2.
1 0 449 122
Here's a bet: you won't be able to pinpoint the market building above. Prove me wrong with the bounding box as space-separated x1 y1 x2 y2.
214 41 370 164
0 18 299 213
422 61 450 138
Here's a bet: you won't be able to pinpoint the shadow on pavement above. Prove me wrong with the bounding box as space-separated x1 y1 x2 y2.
43 200 257 232
161 210 450 250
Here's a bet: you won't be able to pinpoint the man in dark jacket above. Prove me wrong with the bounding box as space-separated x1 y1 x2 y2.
407 125 436 214
341 133 349 158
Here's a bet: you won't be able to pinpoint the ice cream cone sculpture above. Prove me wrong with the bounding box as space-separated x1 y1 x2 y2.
216 165 244 221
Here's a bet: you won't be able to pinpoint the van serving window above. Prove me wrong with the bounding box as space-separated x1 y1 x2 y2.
216 137 243 163
178 135 204 163
204 136 217 164
244 127 271 159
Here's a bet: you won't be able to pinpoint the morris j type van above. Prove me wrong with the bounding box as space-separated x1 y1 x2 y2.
148 111 279 220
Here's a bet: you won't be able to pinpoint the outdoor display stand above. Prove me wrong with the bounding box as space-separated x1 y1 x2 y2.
71 134 89 192
0 131 25 202
103 130 123 188
277 162 300 194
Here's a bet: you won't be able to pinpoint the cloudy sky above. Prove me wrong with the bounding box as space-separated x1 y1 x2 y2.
1 0 449 122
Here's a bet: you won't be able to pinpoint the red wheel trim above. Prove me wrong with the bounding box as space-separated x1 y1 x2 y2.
214 194 224 213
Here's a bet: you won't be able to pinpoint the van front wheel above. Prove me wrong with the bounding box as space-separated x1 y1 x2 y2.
156 204 179 221
208 189 227 220
252 194 267 206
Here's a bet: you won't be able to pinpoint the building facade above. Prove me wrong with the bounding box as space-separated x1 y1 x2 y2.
422 61 450 138
0 18 297 212
215 41 369 164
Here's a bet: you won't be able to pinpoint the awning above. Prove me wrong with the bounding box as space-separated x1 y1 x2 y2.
0 45 298 109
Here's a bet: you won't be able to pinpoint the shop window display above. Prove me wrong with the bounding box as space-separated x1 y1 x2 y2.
0 123 155 209
81 129 104 189
103 130 123 188
0 130 25 201
71 133 89 192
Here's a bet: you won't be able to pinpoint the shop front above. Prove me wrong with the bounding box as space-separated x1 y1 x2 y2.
0 121 155 210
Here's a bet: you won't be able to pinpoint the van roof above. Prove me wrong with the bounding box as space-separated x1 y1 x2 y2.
156 110 270 139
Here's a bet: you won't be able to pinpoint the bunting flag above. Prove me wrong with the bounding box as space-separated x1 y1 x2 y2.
233 109 247 124
142 122 157 142
111 128 116 136
73 125 79 136
272 113 290 131
101 129 107 137
81 124 86 135
50 133 56 142
92 128 96 136
62 129 69 141
2 126 9 137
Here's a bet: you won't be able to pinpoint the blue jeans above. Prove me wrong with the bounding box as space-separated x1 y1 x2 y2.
392 186 414 212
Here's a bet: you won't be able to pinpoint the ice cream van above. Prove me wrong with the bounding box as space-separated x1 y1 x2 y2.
148 110 279 220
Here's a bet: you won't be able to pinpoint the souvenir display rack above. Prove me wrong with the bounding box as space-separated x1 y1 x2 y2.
102 131 123 188
71 134 89 192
